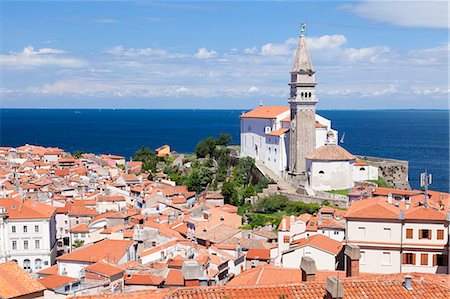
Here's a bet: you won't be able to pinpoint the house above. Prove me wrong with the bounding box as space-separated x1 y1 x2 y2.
345 196 449 274
280 234 344 271
0 261 46 299
56 239 136 278
155 145 171 157
0 198 57 272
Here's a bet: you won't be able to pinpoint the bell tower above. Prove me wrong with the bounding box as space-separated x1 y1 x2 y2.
288 23 317 175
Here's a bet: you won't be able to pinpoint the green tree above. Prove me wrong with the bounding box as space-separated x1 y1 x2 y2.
134 147 157 172
235 157 255 186
73 151 84 158
221 181 238 205
73 240 85 248
254 194 289 214
216 133 232 146
195 137 217 158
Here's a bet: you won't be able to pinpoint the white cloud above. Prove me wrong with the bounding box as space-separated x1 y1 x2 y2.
0 46 86 68
244 47 257 54
307 35 347 50
260 42 291 56
248 86 259 93
344 1 449 29
176 87 190 93
194 48 217 59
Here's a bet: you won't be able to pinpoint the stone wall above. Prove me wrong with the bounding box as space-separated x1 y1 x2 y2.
356 155 411 190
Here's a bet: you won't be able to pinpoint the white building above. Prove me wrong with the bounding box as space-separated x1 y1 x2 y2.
239 26 365 192
0 198 57 272
346 197 449 274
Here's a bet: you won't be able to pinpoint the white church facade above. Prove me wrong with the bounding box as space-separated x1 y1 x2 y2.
240 25 377 191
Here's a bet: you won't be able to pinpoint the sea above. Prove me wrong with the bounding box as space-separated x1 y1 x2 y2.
0 109 448 192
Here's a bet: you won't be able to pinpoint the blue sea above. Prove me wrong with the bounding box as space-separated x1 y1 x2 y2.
0 109 448 192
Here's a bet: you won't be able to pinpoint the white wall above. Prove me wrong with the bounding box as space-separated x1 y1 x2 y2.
281 245 336 270
308 160 354 191
353 165 378 182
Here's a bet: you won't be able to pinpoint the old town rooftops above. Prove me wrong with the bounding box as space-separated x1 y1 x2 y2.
306 144 355 161
0 198 56 219
0 261 46 299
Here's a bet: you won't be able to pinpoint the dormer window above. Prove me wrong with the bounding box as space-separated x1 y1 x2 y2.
264 126 271 134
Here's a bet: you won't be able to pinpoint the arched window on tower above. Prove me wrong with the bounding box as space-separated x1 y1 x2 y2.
319 170 325 175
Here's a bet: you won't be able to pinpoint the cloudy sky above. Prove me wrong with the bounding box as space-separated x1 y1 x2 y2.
1 1 448 109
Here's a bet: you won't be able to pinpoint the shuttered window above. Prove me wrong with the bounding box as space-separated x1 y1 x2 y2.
420 253 428 266
419 229 431 239
406 229 413 239
437 230 444 240
402 253 415 265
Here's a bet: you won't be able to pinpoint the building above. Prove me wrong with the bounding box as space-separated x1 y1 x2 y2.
0 198 57 273
345 196 449 274
240 26 362 192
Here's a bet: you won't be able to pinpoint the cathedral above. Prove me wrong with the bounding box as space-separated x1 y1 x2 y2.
240 25 369 191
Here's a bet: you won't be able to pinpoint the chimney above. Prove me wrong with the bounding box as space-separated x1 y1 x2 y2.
290 215 295 227
300 257 317 282
403 275 413 290
281 218 287 231
387 192 393 204
344 244 361 278
325 276 344 299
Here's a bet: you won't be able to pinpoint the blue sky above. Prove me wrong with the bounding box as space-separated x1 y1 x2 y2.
1 1 448 109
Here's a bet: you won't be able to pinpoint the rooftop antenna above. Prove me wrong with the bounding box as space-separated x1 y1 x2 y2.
420 171 432 208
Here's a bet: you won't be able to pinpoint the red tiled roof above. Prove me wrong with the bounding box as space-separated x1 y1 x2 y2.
306 145 355 161
240 106 289 119
124 274 164 286
289 235 343 255
0 262 45 299
57 239 134 263
85 262 124 277
0 198 56 219
266 128 289 137
246 248 270 260
38 275 78 290
165 269 184 286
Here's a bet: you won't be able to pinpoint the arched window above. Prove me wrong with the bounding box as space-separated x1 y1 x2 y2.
301 92 304 98
359 167 366 171
309 92 312 98
319 170 325 174
23 259 31 272
35 259 42 270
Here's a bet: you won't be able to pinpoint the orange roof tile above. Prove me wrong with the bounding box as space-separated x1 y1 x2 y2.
266 128 289 137
164 269 184 286
240 106 289 119
85 262 124 277
38 275 78 290
246 248 270 260
57 239 134 263
0 198 56 219
289 234 343 255
0 262 45 298
124 273 164 286
306 145 355 161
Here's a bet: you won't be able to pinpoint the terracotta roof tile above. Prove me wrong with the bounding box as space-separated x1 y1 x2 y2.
0 262 46 298
240 106 289 119
38 275 78 290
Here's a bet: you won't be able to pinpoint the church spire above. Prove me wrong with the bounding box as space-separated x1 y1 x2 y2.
292 23 314 73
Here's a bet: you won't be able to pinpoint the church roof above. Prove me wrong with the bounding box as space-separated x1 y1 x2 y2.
292 35 314 73
306 145 355 161
240 106 289 119
266 128 289 136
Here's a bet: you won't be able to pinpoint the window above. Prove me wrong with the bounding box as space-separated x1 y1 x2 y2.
419 229 431 239
12 240 17 250
65 285 70 292
23 226 27 233
65 220 68 225
360 251 366 264
12 226 16 233
402 253 415 265
384 228 391 239
24 240 29 250
433 254 448 266
81 233 86 238
35 259 42 270
406 229 413 239
420 253 428 266
283 236 290 243
35 225 39 233
35 240 40 249
23 259 31 272
358 227 366 238
437 230 444 240
319 170 324 174
382 252 391 265
359 167 366 171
